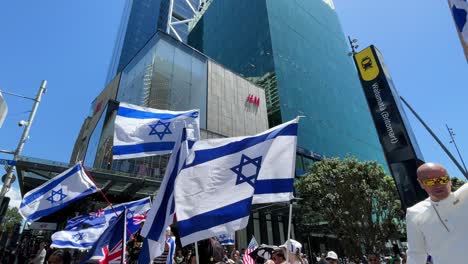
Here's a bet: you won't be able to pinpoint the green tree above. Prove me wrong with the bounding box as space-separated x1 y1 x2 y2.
295 157 404 256
451 177 465 191
1 207 23 233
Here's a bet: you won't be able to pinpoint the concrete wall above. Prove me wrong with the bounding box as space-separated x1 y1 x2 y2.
207 61 268 137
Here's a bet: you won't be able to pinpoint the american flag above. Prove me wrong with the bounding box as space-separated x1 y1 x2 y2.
243 236 258 264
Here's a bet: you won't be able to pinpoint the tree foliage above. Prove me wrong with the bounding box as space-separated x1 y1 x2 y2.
2 207 23 233
451 177 465 191
295 157 404 256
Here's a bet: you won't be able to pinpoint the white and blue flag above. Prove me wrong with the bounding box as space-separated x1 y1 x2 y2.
139 128 189 263
51 225 107 249
113 102 200 159
52 197 151 249
217 233 235 245
19 162 98 222
449 0 468 60
175 119 298 246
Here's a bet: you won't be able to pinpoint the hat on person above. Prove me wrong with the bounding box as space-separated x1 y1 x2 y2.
280 239 302 254
325 251 338 260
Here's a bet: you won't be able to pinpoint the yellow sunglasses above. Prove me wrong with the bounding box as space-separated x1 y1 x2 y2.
420 175 450 186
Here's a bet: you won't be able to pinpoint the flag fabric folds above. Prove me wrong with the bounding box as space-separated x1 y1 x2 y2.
243 236 259 264
81 210 128 264
19 162 98 222
175 119 298 246
449 0 468 61
139 129 189 263
113 102 199 159
53 197 151 249
217 233 235 245
51 225 107 249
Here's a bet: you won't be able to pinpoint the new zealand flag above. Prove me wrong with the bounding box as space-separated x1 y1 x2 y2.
81 211 128 264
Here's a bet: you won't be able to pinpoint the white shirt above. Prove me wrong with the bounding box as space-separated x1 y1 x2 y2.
406 183 468 263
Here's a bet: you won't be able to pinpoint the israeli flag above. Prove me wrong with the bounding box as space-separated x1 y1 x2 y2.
113 102 200 159
19 162 98 222
175 119 298 246
54 197 151 250
139 128 189 263
217 233 235 245
51 225 107 249
449 0 468 47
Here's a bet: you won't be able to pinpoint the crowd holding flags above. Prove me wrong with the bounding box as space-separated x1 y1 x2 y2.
17 101 299 263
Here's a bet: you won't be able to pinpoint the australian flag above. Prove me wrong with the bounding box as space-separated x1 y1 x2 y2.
81 210 128 264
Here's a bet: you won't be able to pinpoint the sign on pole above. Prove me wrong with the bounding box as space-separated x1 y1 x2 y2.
354 46 427 209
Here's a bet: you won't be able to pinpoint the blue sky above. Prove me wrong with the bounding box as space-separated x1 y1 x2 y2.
0 1 467 206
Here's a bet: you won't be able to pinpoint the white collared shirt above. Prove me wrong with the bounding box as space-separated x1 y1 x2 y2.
406 183 468 263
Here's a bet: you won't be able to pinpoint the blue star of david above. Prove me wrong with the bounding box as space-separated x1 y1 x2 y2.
230 154 262 188
72 232 85 241
148 120 172 140
46 188 67 204
126 210 135 219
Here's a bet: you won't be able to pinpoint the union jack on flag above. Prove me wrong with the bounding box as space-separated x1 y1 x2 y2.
243 236 258 264
132 211 147 226
82 211 129 264
94 240 126 264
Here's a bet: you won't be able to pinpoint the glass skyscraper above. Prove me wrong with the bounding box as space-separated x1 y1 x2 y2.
188 0 388 168
107 0 200 83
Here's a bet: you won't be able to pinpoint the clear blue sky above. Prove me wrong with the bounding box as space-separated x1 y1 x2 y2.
0 1 467 205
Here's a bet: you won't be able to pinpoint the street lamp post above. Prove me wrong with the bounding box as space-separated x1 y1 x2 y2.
0 80 47 207
446 124 468 175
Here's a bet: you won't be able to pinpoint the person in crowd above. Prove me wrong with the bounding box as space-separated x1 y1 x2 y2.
279 240 303 264
231 249 243 264
28 242 47 264
324 251 338 264
399 253 406 264
175 249 184 264
367 253 381 264
406 163 468 263
153 227 174 264
268 248 285 264
389 256 401 264
47 250 71 264
317 253 328 264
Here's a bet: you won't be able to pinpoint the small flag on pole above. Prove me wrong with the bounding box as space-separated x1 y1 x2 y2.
19 162 98 222
448 0 468 62
81 209 128 264
113 102 199 159
243 236 259 264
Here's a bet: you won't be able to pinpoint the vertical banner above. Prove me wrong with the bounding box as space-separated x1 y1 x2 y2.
448 0 468 62
353 46 427 209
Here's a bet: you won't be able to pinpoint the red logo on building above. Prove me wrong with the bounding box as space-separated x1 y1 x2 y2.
247 94 260 106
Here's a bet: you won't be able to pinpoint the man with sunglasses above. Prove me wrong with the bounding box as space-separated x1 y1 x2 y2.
406 163 468 263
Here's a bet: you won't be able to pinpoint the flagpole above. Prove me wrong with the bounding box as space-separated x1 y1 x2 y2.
122 208 127 264
286 201 293 263
81 162 134 239
194 242 200 264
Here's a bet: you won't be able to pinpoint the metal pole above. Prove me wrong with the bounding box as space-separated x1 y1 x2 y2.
0 80 47 204
167 0 175 34
121 208 127 264
194 242 200 264
286 202 293 263
446 124 468 174
400 96 468 179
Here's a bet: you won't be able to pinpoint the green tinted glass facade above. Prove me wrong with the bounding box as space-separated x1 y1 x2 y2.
189 0 387 165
